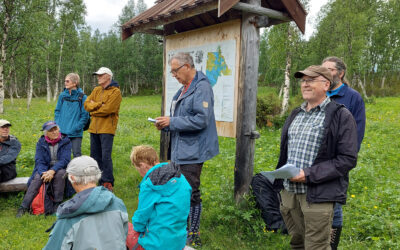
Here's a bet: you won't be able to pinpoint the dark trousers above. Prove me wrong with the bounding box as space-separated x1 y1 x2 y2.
178 163 203 206
70 137 82 158
21 169 66 209
0 164 17 182
90 133 114 185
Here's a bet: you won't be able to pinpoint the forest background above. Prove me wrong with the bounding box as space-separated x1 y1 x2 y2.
1 0 399 117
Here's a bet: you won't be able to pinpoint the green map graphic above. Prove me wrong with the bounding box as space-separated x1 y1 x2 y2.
206 46 232 87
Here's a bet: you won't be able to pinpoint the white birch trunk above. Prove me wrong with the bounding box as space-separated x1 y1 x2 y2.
46 39 52 102
280 26 292 116
53 32 65 101
356 74 368 99
27 74 33 109
0 8 11 114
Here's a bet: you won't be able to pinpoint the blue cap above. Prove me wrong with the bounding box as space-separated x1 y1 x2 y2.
41 121 58 131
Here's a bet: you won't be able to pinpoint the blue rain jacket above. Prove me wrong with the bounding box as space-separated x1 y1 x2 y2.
168 71 219 164
132 162 192 250
55 88 89 138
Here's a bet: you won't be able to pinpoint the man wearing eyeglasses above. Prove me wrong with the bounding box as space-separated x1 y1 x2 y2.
274 65 358 249
155 52 219 247
322 57 366 249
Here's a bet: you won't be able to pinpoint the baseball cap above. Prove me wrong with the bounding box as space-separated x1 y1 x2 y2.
93 67 113 78
41 121 58 131
66 156 102 176
0 119 11 127
294 65 332 83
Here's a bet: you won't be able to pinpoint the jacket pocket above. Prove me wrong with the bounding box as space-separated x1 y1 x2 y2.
177 135 200 161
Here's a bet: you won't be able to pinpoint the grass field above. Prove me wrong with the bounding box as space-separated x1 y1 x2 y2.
0 94 399 249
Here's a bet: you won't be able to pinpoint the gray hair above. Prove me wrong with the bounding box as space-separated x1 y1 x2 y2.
66 73 80 87
66 156 102 185
168 52 195 68
322 56 349 85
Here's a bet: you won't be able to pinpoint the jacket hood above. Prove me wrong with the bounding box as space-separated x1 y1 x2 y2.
106 80 120 89
57 186 114 219
61 87 84 96
38 134 70 147
142 163 183 197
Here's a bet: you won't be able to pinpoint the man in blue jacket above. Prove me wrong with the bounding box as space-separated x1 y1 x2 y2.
322 56 366 249
129 145 191 250
275 65 358 249
0 119 21 182
155 52 219 246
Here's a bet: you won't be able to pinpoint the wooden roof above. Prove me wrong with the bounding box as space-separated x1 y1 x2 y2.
121 0 306 40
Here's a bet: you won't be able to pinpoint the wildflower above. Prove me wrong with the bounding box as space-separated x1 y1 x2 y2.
364 186 368 190
374 206 378 209
351 194 355 198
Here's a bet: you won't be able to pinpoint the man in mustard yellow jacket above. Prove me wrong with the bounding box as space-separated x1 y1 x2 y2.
84 67 122 192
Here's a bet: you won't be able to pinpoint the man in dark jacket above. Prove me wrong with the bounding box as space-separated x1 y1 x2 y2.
0 119 21 182
155 52 219 246
322 56 366 249
275 65 358 250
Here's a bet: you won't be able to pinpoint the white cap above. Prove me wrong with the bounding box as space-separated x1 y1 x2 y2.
0 119 11 127
93 67 113 78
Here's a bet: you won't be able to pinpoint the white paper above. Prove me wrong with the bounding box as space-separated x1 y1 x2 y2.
261 164 300 183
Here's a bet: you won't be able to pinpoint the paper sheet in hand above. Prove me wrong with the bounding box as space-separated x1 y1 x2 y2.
261 164 300 183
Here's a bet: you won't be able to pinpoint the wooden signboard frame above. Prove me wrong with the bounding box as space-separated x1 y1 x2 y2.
163 19 242 138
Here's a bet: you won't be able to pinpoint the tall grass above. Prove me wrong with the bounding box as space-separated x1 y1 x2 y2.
0 95 399 249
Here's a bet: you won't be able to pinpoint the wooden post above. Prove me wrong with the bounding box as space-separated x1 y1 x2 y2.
234 0 261 202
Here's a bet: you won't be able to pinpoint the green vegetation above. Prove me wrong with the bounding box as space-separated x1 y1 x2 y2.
1 95 399 249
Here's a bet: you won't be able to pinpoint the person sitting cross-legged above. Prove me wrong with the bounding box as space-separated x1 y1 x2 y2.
127 145 192 250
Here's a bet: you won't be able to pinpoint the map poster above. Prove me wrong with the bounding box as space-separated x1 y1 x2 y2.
165 40 236 122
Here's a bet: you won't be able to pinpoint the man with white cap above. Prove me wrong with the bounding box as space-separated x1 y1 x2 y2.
84 67 122 192
274 65 358 249
44 155 128 250
0 119 21 182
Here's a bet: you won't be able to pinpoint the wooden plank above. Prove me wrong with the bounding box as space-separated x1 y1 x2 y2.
122 1 218 39
165 20 241 138
232 2 290 21
218 0 240 17
0 177 29 192
280 0 307 34
160 32 170 162
234 0 261 202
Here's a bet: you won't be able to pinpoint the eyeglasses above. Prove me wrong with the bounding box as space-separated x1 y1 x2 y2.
300 78 328 84
170 64 185 75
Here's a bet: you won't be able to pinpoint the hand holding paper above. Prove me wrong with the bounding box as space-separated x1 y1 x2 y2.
261 164 299 183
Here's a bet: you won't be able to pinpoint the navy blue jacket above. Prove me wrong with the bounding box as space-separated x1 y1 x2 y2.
168 71 219 164
328 84 365 151
28 135 71 186
274 101 358 204
55 88 89 138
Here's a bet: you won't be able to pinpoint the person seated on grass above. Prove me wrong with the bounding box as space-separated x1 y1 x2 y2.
127 145 191 250
0 119 21 183
43 156 129 250
16 121 71 217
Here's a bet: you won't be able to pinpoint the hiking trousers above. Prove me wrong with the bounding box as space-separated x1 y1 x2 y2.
280 189 334 250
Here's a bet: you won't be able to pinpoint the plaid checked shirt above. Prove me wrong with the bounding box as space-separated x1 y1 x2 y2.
283 97 331 193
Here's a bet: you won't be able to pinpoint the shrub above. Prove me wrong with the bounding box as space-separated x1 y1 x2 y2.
256 94 281 128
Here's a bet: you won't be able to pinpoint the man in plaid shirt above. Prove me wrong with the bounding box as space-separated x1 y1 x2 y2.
274 65 358 249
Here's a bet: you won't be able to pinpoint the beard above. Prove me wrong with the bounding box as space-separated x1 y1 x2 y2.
329 74 342 90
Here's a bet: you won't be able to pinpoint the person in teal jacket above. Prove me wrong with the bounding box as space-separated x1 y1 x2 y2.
55 73 89 157
129 145 192 250
44 156 128 250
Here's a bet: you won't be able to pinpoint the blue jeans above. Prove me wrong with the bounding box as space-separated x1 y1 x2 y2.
332 203 343 228
70 137 82 158
90 133 114 185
